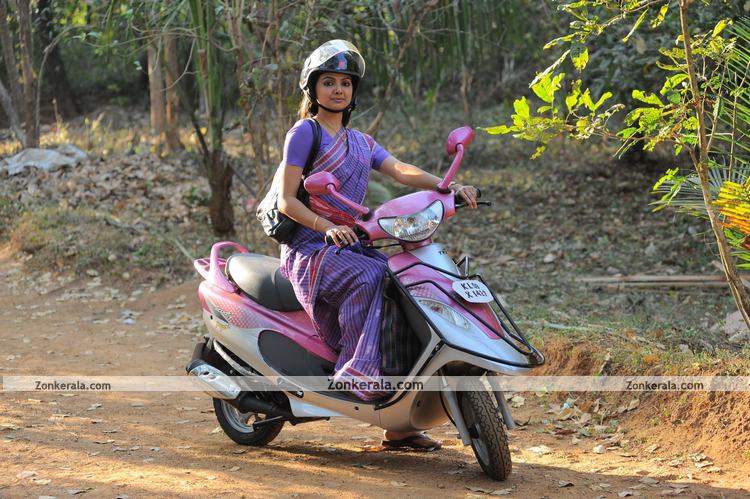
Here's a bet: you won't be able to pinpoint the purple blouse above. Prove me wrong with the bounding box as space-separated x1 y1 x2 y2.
282 119 391 170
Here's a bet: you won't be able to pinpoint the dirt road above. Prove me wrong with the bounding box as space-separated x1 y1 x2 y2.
1 256 748 498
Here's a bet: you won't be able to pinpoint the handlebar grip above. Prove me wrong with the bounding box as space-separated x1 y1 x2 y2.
324 227 367 247
454 187 482 203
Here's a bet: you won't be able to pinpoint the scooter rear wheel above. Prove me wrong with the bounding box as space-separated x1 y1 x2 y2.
213 398 284 446
458 379 512 481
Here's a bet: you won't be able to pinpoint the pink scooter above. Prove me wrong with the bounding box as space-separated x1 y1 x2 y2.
186 127 544 480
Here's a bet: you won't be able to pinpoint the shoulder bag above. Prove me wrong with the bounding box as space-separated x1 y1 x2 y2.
256 118 322 244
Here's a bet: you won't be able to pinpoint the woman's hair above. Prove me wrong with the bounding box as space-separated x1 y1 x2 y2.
297 94 315 121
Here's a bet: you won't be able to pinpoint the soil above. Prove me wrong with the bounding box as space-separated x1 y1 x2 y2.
1 255 749 499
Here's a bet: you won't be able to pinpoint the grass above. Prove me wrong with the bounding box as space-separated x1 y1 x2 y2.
9 204 214 281
0 195 19 240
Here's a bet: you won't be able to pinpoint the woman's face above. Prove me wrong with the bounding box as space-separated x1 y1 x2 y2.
315 72 353 111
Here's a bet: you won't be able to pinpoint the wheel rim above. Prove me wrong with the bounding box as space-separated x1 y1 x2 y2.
460 394 491 465
220 400 259 434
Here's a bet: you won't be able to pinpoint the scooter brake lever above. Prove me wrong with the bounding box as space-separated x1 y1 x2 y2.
335 244 350 255
456 200 492 209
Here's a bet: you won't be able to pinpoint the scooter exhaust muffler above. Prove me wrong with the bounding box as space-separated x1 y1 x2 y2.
186 341 241 400
187 360 242 400
236 394 296 419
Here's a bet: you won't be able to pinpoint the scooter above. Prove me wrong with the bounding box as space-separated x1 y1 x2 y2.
186 127 544 480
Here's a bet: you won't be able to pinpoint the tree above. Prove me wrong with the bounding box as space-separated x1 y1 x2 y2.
163 30 181 152
189 0 234 235
0 0 38 148
36 0 80 118
484 1 750 328
0 0 23 142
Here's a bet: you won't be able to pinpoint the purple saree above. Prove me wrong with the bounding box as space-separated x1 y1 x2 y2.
280 124 389 401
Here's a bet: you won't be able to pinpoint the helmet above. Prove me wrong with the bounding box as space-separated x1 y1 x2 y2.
299 40 366 102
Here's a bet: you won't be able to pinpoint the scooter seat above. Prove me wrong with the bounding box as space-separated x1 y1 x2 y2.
225 253 304 312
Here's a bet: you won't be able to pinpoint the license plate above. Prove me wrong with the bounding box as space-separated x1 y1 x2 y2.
452 279 494 303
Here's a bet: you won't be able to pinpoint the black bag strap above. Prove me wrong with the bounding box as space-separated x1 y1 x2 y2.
296 118 322 202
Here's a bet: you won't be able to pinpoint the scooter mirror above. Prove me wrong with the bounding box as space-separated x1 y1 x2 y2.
446 126 475 156
304 171 341 195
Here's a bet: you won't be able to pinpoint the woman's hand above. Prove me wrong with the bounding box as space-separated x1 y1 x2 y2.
326 224 358 247
449 182 479 209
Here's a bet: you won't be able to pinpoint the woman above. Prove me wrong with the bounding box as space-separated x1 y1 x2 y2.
278 40 478 451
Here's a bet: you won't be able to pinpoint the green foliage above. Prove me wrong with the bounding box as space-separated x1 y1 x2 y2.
484 2 744 166
483 1 750 317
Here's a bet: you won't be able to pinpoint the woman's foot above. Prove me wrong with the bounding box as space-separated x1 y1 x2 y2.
382 430 442 452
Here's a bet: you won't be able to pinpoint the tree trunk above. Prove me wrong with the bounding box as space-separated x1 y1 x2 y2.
0 78 25 144
679 0 750 328
36 0 80 117
12 0 38 148
460 70 473 123
190 0 234 235
147 44 166 137
163 33 182 151
365 1 436 137
208 152 235 236
0 0 23 112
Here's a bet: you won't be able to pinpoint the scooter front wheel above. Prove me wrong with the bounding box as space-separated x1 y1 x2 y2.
458 379 512 481
213 398 284 446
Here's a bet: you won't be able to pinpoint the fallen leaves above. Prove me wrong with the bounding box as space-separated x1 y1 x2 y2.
466 485 514 495
638 476 660 485
509 395 525 408
527 445 553 455
68 488 93 495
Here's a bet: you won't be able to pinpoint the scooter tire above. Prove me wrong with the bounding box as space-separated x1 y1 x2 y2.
213 398 284 446
458 380 512 481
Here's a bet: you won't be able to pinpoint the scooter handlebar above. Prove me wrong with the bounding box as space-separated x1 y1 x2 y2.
324 227 368 247
454 187 491 209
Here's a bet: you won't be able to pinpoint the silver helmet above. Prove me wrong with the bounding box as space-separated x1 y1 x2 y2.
299 39 366 95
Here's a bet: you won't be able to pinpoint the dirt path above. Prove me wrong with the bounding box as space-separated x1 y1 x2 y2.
1 257 748 498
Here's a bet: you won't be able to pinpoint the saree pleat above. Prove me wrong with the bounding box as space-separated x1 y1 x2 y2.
280 128 387 400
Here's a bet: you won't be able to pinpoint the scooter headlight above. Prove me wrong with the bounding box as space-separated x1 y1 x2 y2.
378 201 443 242
416 298 470 330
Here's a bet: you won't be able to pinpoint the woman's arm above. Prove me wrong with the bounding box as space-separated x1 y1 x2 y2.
277 164 320 229
378 156 479 209
278 165 359 246
378 156 443 191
